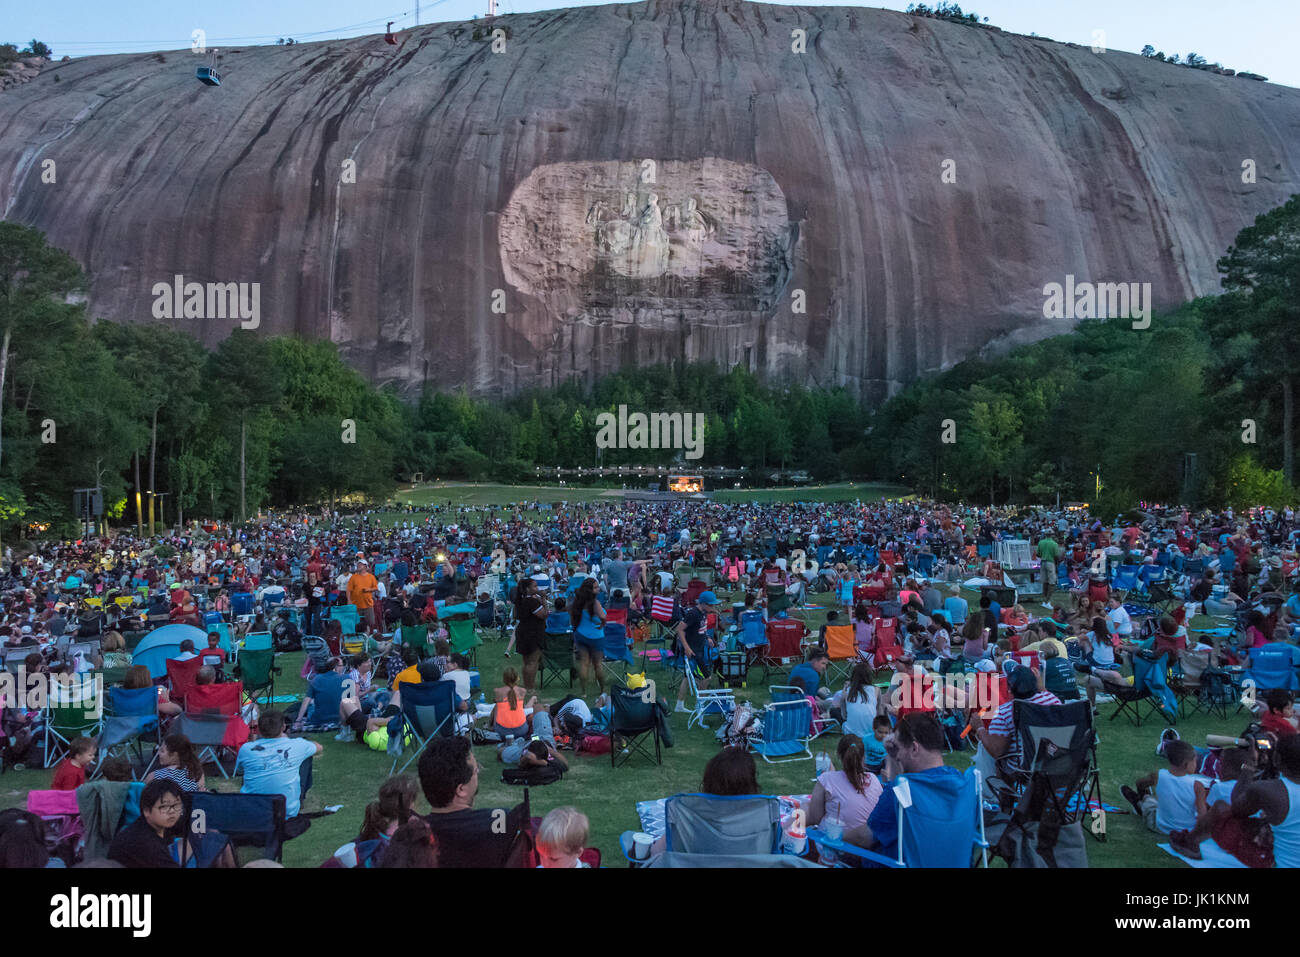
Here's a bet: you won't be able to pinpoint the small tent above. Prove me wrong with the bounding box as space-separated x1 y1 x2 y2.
131 624 207 680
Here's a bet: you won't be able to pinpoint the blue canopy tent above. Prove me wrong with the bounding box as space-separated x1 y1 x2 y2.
132 624 207 680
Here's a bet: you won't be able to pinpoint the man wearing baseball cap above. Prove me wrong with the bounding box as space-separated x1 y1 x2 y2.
347 559 380 630
673 590 720 713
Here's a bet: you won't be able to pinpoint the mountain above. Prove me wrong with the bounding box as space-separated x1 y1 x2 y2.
2 0 1298 402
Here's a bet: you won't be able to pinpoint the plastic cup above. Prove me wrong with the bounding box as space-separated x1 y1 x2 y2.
632 832 654 860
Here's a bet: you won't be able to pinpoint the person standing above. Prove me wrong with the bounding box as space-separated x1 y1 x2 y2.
1036 531 1059 610
348 559 380 630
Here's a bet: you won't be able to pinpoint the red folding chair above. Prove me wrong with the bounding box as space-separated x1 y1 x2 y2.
606 606 628 628
870 617 903 668
166 657 203 703
762 618 806 682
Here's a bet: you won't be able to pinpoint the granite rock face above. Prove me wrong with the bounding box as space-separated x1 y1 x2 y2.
1 0 1298 402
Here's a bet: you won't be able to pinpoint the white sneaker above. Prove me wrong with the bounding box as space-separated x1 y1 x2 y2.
674 700 690 713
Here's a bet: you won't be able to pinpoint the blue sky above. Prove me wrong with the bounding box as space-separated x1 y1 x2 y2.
9 0 1298 89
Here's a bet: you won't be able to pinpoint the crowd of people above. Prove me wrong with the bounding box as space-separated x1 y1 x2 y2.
3 495 1300 867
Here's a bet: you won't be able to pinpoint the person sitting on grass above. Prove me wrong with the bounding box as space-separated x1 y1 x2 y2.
1217 734 1300 867
864 715 891 772
235 710 322 839
490 667 535 741
1120 738 1206 835
145 733 206 791
537 806 590 868
294 656 346 731
50 736 96 791
1168 747 1260 862
808 734 883 832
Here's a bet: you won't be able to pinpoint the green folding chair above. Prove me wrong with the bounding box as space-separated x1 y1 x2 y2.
399 624 430 659
445 615 481 666
539 633 575 690
237 647 280 709
43 681 104 769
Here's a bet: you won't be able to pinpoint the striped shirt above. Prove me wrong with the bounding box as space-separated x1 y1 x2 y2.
987 690 1061 767
152 766 202 792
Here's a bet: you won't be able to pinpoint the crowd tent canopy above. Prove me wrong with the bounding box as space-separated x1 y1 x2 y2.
131 624 207 679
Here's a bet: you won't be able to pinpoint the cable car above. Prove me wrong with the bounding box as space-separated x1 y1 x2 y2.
196 50 221 86
384 21 397 45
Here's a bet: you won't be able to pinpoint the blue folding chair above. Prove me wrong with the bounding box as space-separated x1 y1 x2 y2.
809 767 989 867
96 686 161 778
231 593 255 617
329 604 360 636
1244 643 1300 694
389 679 458 775
602 622 634 680
750 697 813 764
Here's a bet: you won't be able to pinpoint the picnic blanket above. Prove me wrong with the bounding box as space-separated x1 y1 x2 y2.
1158 840 1247 868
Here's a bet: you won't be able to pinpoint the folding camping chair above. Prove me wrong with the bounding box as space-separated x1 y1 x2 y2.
241 631 274 653
750 696 813 764
772 683 840 738
96 685 162 778
761 618 806 684
609 682 663 768
1110 565 1140 602
684 662 734 731
444 614 481 667
389 678 458 775
823 625 861 685
399 624 430 659
1109 651 1176 726
328 604 361 636
601 622 634 682
26 789 83 865
236 647 279 710
1170 648 1214 719
869 617 903 668
230 593 255 617
183 681 248 778
662 792 782 856
184 791 288 863
1145 580 1180 616
997 699 1100 832
644 595 679 672
166 657 203 704
735 610 769 679
809 767 989 868
540 617 575 690
42 681 103 770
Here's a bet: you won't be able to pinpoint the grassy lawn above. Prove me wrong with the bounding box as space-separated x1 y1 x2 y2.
2 585 1244 868
388 481 914 512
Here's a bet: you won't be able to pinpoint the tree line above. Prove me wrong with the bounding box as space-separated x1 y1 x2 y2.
2 193 1294 534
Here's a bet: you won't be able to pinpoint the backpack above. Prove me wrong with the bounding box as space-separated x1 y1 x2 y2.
577 732 612 755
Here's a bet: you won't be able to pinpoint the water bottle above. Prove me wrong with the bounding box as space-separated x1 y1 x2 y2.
821 814 843 866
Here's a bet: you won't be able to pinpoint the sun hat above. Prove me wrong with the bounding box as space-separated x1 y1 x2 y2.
696 591 721 605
